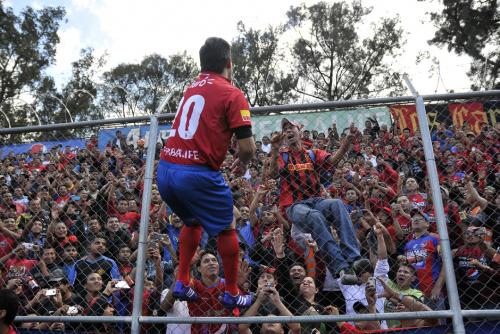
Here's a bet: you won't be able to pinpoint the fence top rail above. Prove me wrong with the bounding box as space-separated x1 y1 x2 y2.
0 90 499 135
0 114 175 135
14 315 132 323
14 310 453 324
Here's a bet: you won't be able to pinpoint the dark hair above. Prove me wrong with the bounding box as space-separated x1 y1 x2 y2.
88 233 107 245
199 37 231 74
196 249 218 268
289 262 306 271
352 258 374 276
0 289 19 325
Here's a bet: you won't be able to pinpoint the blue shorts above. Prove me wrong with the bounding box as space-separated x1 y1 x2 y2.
156 160 234 236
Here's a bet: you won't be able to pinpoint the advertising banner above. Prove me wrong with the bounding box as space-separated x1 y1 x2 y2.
251 107 392 140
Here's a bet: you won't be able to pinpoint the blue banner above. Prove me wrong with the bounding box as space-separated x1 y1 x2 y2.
1 139 86 159
97 125 172 151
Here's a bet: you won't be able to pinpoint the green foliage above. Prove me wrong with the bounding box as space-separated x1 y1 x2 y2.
231 22 297 106
286 1 404 101
0 2 65 128
425 0 499 89
102 52 198 116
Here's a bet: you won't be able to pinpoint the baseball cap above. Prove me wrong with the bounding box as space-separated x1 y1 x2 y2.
410 208 429 221
440 186 449 197
381 207 392 216
48 269 67 284
258 266 277 279
281 118 303 131
484 186 496 193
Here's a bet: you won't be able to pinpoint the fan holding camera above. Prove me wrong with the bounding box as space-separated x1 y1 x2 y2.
239 268 300 334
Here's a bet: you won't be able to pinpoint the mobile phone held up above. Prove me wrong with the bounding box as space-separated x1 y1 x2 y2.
367 277 376 290
67 306 79 315
45 289 57 296
114 280 131 289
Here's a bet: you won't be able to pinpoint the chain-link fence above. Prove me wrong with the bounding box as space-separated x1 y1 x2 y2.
0 88 498 334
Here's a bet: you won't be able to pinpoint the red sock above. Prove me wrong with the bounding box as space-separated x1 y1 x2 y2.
176 225 202 285
217 229 240 295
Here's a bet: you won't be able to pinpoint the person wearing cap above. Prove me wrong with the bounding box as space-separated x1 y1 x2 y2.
30 269 81 317
269 118 362 285
401 209 445 306
452 225 500 309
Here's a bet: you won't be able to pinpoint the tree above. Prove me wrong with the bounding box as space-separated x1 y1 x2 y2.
0 2 65 128
286 1 404 101
101 52 198 116
425 0 499 89
60 47 106 122
231 22 297 107
101 63 142 118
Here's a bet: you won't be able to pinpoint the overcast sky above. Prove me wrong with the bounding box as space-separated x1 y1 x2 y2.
7 0 476 96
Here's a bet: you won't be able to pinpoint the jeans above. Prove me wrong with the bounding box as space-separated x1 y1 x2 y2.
286 198 361 275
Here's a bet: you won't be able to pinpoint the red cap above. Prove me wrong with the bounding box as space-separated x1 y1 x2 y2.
281 118 303 131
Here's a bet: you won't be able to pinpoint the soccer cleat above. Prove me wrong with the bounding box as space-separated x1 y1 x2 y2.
172 281 199 301
339 268 359 285
220 291 253 309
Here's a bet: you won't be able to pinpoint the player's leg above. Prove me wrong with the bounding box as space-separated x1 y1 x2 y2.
216 220 239 295
182 171 252 308
176 223 202 284
156 161 202 300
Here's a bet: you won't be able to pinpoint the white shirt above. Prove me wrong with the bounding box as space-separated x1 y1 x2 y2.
338 259 390 329
262 143 271 154
160 288 191 334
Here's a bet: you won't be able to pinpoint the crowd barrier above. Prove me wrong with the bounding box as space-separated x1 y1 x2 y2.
0 86 499 334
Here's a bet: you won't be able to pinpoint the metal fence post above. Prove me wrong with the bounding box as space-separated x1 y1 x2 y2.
403 75 466 334
131 97 170 334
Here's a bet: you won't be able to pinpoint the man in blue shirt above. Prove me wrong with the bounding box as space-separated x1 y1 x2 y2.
68 234 121 295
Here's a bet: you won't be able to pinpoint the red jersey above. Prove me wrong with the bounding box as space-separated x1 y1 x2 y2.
0 234 16 259
188 279 235 334
5 258 38 279
404 233 441 297
278 147 332 211
161 72 251 170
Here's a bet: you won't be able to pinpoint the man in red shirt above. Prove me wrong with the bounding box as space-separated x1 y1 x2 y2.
156 37 255 309
0 289 19 334
187 250 238 334
269 119 362 284
1 244 38 282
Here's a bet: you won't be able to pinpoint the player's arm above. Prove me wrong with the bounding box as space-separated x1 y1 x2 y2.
235 126 256 165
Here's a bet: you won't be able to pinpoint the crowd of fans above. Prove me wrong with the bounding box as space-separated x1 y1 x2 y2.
0 114 498 334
